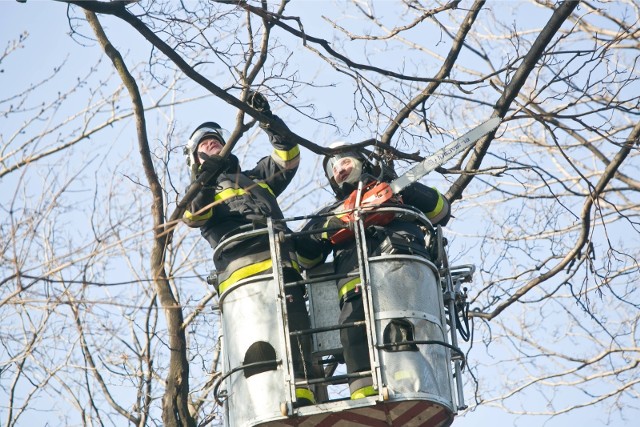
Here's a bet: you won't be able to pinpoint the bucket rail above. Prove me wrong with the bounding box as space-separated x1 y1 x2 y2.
210 203 472 426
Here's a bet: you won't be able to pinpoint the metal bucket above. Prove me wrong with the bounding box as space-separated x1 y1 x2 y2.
369 254 454 411
214 214 462 426
219 274 294 427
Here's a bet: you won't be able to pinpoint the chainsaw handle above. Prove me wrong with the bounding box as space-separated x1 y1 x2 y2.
329 181 401 245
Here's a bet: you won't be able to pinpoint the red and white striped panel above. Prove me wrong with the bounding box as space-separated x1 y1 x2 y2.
258 400 454 427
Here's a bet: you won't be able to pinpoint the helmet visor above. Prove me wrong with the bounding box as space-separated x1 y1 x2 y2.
325 154 363 185
188 126 228 149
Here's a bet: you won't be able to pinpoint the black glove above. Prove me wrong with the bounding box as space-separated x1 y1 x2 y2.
198 154 228 184
247 90 271 114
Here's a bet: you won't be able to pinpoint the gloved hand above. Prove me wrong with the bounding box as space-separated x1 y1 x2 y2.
198 154 228 184
323 215 346 241
247 90 271 114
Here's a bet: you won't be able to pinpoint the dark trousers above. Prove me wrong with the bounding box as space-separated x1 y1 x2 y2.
283 268 315 380
334 222 430 387
339 294 370 376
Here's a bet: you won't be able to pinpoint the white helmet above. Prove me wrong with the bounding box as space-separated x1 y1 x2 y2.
323 141 397 199
184 121 229 169
322 141 367 197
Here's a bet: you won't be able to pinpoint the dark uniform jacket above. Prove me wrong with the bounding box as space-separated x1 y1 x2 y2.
183 116 300 294
296 181 450 301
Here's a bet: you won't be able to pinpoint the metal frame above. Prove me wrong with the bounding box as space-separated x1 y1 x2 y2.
211 204 471 426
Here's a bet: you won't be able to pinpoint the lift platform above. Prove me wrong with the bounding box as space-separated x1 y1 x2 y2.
212 206 473 427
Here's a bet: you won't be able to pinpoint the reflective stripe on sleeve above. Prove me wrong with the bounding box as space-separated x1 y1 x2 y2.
426 189 445 219
272 145 300 169
184 208 213 222
321 214 345 240
257 182 275 197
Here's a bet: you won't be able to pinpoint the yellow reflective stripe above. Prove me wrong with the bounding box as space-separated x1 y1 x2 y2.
295 388 316 404
297 253 323 269
321 216 341 240
351 385 377 399
257 182 275 197
274 145 300 161
338 277 361 300
184 209 213 222
214 184 274 201
218 259 273 294
426 189 445 219
218 258 299 293
215 188 245 201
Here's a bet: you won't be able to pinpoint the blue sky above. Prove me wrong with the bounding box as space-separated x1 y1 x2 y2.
2 2 638 426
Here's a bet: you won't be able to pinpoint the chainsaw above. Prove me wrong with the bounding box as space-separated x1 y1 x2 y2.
330 117 501 244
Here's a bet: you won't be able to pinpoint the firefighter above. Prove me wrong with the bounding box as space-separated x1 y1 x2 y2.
183 91 315 406
296 143 451 400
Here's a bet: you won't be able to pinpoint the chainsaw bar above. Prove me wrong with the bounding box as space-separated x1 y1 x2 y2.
389 117 501 193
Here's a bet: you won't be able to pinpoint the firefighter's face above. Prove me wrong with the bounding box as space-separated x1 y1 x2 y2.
333 157 356 184
197 136 224 162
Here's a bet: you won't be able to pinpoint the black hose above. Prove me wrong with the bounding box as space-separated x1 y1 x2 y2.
212 359 282 405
